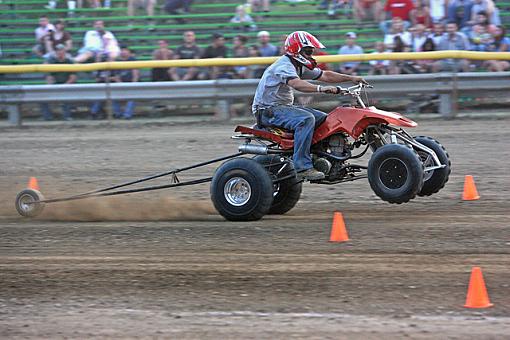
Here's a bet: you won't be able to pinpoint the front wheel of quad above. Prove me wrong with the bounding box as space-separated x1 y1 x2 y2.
211 158 274 221
368 144 424 204
414 136 451 196
254 155 302 215
15 189 45 217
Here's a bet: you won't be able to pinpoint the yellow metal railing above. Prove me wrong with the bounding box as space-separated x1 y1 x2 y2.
1 51 509 74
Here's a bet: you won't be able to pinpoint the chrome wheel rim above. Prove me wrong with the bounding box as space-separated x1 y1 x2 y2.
18 193 37 213
224 177 251 206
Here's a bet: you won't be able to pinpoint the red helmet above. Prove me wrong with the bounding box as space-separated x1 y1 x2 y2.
284 31 325 69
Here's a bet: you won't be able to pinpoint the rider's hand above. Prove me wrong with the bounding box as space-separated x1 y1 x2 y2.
320 85 340 94
350 76 368 85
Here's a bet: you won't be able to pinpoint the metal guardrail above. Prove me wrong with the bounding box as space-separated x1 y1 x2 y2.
1 72 509 125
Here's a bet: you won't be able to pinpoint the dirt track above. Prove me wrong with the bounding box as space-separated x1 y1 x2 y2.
1 118 510 338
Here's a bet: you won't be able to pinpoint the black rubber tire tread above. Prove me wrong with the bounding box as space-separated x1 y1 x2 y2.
368 144 424 204
15 189 45 217
210 158 274 221
414 136 451 196
254 155 302 215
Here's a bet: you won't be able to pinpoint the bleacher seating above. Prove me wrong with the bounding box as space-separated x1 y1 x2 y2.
1 0 509 85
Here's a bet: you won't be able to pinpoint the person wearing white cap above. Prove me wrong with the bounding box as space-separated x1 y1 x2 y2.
337 32 364 75
257 31 278 57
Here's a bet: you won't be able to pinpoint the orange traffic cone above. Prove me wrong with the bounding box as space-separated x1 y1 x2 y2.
462 175 480 201
464 267 493 308
329 211 349 242
27 177 40 191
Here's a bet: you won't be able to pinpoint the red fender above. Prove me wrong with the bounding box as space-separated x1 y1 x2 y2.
313 106 417 143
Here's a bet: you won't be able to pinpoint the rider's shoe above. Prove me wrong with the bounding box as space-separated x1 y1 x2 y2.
297 168 325 181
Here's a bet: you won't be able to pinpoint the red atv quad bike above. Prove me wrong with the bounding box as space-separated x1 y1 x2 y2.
210 83 451 221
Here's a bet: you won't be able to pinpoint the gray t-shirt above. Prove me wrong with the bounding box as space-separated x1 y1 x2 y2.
252 55 322 112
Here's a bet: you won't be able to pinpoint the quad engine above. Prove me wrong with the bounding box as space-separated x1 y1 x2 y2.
313 133 351 181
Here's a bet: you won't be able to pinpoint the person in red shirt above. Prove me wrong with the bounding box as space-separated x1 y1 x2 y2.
380 0 414 33
384 0 415 21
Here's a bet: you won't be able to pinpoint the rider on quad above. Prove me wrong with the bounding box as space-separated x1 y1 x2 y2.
252 31 367 181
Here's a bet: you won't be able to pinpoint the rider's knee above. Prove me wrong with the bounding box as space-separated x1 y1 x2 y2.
301 113 315 127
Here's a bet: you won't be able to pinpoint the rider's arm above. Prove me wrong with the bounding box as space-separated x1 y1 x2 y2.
319 70 363 83
287 78 323 93
288 78 339 94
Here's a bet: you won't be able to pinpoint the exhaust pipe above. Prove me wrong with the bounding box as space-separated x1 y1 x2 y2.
239 144 268 155
239 144 283 155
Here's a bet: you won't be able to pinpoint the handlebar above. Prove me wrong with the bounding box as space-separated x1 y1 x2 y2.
335 82 373 96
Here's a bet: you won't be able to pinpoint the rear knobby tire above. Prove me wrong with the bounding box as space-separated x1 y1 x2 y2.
254 155 302 215
414 136 451 196
15 189 45 217
210 158 274 221
368 144 424 204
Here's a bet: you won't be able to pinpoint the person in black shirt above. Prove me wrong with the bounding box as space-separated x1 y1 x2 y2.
91 46 139 119
40 44 76 121
199 32 230 79
170 31 202 81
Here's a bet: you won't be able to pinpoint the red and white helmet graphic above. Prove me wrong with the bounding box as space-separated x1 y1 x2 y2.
284 31 325 69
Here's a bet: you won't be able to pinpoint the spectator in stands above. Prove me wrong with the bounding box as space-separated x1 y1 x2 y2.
91 47 139 119
232 35 250 79
90 55 116 119
414 37 436 72
384 18 412 49
151 40 175 81
128 0 156 16
75 20 120 63
247 0 270 12
353 0 383 25
45 0 109 15
380 0 414 33
42 20 72 59
231 4 257 31
486 26 510 71
200 33 230 80
388 35 409 74
429 0 447 24
128 0 157 28
278 34 288 55
432 22 470 72
430 22 445 46
114 46 139 119
33 16 55 57
447 0 473 28
410 0 432 28
410 24 428 52
246 45 266 78
164 0 193 14
338 32 364 76
469 0 501 27
368 41 391 75
40 44 76 121
463 10 497 36
257 31 278 57
170 31 202 81
468 24 494 51
318 0 351 18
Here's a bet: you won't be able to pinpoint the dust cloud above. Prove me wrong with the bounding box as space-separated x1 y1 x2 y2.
37 195 216 221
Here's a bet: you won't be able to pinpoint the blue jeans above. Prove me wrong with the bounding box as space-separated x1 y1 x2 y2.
260 105 327 172
40 103 72 120
91 101 135 118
